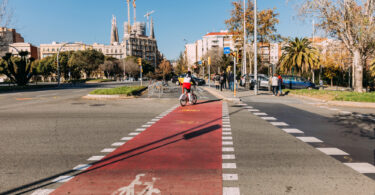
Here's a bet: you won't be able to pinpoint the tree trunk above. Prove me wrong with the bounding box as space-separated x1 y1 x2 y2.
353 49 363 92
331 78 333 87
312 70 315 84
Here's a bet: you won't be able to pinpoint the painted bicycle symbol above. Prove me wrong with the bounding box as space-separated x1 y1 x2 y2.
112 174 161 195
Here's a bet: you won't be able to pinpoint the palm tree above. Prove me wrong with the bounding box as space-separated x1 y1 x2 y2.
279 38 320 76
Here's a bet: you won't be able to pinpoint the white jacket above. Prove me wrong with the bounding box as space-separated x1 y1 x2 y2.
271 76 279 86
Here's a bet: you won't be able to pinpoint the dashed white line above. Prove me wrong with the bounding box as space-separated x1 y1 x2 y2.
248 109 260 112
111 142 125 146
296 137 323 143
121 137 133 141
222 141 233 145
261 117 277 121
222 136 233 140
129 132 140 136
147 121 155 124
344 163 375 173
282 128 304 134
73 164 91 171
30 189 55 195
223 187 240 195
253 112 268 116
87 156 105 161
142 125 151 128
223 125 231 128
222 174 238 181
136 128 146 131
222 132 232 135
222 163 237 169
270 122 289 126
101 148 116 153
317 148 349 155
222 154 236 160
223 128 231 131
223 147 235 152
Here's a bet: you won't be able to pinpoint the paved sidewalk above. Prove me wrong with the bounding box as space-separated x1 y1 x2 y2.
203 86 257 102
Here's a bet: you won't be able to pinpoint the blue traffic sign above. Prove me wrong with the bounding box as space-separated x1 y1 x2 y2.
198 61 202 65
224 47 231 55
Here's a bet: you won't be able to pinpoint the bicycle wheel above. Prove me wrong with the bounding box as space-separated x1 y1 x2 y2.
180 94 187 106
192 94 198 104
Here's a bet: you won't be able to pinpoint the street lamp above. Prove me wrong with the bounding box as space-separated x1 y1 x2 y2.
254 0 258 95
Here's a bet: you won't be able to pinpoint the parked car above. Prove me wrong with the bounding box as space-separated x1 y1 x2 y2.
248 74 270 90
282 75 316 89
176 74 205 86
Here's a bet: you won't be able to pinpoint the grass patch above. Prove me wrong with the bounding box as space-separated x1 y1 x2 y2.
89 86 147 96
285 89 375 103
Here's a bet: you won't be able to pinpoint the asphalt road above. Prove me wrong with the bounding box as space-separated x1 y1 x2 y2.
241 93 375 180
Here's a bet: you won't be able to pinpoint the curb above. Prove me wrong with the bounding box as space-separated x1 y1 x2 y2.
289 94 375 108
203 87 241 103
82 94 135 100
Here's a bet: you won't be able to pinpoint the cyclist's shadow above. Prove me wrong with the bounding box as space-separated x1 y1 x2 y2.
193 99 222 105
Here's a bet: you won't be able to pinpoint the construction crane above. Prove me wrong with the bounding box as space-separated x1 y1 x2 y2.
144 10 155 35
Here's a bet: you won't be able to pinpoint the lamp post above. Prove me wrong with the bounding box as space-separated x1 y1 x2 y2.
243 0 247 75
254 0 258 95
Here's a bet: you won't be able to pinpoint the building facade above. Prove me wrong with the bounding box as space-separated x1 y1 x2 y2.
9 42 39 59
0 27 26 57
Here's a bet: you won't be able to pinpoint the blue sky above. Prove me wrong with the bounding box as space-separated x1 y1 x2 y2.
8 0 313 60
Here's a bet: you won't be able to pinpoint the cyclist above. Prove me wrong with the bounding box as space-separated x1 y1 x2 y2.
181 71 196 104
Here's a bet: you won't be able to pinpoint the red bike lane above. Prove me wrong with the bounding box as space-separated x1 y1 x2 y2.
51 101 223 195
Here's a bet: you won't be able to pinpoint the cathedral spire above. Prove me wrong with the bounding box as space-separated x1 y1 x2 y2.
111 15 119 44
149 16 155 39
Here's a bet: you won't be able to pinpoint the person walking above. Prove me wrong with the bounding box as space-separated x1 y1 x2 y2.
271 73 279 96
214 74 220 90
278 75 283 96
229 71 234 91
220 72 225 91
223 72 227 89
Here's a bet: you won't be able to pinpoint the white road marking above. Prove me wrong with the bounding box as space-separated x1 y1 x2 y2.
52 176 74 183
136 128 146 131
296 137 323 143
222 119 230 122
151 119 159 121
223 125 231 128
222 174 238 181
282 128 304 134
261 117 277 120
222 132 232 135
155 116 163 119
121 137 133 141
142 125 151 128
223 147 235 152
222 154 236 160
73 164 91 171
253 112 268 116
316 148 349 155
244 106 253 109
101 148 116 153
147 121 155 124
87 156 105 161
339 111 352 115
329 108 339 111
222 163 237 169
222 136 233 140
248 109 260 112
223 128 231 131
223 141 233 145
344 163 375 173
112 142 126 146
222 121 230 124
237 104 247 106
223 187 240 195
30 189 54 195
129 132 140 136
270 122 289 126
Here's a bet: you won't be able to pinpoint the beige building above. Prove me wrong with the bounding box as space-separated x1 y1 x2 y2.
9 42 39 59
0 27 25 57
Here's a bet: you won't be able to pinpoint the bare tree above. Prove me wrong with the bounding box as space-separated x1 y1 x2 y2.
124 57 139 78
300 0 375 92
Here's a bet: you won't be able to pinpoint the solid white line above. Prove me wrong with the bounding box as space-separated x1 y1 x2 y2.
270 122 289 126
87 156 105 161
112 142 125 146
101 148 116 153
344 163 375 173
52 176 74 183
222 154 236 160
316 148 349 155
222 163 237 169
222 136 233 140
30 189 55 195
121 137 133 141
223 187 240 195
73 164 91 171
282 128 304 134
222 147 235 152
222 174 238 181
296 137 323 143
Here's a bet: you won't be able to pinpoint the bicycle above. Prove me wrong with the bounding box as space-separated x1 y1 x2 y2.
179 86 197 106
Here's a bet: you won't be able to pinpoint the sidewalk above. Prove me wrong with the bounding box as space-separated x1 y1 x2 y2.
203 86 257 102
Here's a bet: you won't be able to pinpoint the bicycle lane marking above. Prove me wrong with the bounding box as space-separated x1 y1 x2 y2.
51 101 223 195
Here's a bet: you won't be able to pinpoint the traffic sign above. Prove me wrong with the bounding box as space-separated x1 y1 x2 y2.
224 47 231 55
198 61 202 65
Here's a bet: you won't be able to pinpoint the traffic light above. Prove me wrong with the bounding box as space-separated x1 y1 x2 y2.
137 58 142 66
208 57 211 66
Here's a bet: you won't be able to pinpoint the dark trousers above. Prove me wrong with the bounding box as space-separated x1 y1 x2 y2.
272 86 278 95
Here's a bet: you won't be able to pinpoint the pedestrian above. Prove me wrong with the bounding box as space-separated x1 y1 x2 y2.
229 71 234 91
214 74 220 90
271 73 279 96
223 71 227 89
278 75 283 96
220 72 225 91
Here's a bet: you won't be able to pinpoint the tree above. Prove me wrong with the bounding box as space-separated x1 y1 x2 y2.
156 60 172 81
324 62 339 87
100 56 122 79
279 38 320 75
0 51 36 86
175 52 187 75
123 56 139 78
69 50 104 78
300 0 375 92
33 56 55 82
